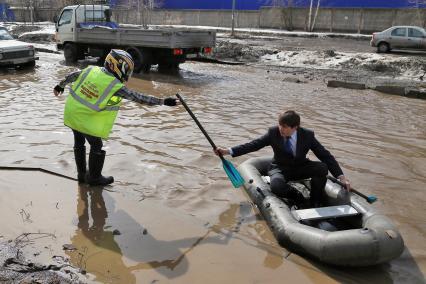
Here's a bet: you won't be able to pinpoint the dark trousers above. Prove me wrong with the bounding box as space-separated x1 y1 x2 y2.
268 161 328 204
72 129 103 153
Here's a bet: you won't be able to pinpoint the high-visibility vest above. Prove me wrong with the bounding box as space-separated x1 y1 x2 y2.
64 66 124 139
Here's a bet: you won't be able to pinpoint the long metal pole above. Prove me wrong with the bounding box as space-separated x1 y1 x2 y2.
30 0 34 26
231 0 235 37
311 0 320 32
308 0 313 31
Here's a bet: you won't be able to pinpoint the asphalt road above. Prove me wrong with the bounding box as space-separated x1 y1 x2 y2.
219 31 426 57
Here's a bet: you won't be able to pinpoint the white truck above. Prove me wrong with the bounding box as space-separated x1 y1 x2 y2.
55 4 216 72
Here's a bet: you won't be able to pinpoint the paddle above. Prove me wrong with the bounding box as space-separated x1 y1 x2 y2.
176 93 244 188
327 175 377 203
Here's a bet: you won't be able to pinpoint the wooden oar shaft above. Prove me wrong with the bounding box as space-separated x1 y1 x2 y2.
176 93 218 150
176 94 244 188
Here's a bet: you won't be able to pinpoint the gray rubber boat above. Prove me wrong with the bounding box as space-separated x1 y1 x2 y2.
238 156 404 266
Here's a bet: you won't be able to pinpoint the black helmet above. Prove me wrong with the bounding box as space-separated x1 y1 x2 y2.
104 49 134 82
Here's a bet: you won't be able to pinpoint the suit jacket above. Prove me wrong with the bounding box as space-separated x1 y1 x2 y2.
231 126 343 178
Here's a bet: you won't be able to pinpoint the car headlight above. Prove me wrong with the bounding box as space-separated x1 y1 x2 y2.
29 50 34 56
0 53 3 59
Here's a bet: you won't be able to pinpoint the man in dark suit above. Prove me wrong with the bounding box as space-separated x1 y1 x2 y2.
215 110 350 207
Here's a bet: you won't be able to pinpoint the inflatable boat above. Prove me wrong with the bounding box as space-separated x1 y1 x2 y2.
238 157 404 266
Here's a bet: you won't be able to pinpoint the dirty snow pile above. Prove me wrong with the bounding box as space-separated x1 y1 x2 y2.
214 39 271 62
261 50 426 81
18 23 56 43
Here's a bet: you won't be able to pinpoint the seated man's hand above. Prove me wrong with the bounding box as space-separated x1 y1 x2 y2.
339 175 351 191
214 147 230 156
53 85 64 96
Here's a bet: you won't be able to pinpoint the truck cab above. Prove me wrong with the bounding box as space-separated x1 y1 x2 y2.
55 5 114 50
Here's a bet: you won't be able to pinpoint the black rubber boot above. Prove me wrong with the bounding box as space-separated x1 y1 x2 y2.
74 146 87 183
86 150 114 186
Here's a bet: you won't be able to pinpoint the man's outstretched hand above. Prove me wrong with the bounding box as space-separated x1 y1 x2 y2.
339 175 351 191
53 85 64 96
163 97 178 106
214 147 230 156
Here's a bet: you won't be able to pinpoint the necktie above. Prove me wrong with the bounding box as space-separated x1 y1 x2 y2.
285 137 293 156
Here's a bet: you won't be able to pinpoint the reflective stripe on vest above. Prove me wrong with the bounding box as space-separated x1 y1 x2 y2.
64 66 124 138
69 67 121 111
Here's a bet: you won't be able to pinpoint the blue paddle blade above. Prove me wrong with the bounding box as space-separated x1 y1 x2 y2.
222 159 244 188
366 195 378 203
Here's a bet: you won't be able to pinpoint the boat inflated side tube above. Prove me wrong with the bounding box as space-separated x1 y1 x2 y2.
238 156 404 266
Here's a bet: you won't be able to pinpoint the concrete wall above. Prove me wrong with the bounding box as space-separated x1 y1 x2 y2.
10 6 426 34
9 7 59 23
258 7 426 33
112 9 260 28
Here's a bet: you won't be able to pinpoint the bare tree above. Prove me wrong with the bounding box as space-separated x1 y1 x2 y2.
307 0 320 31
311 0 320 31
409 0 426 28
18 0 34 25
131 0 162 28
270 0 294 30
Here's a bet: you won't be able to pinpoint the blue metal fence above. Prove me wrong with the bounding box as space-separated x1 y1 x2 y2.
0 3 15 21
157 0 426 10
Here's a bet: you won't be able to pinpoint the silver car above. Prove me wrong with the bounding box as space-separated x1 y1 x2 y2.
370 25 426 53
0 27 38 67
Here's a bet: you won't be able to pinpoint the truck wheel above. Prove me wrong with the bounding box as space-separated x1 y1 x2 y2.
158 63 180 72
64 43 78 62
76 46 85 60
24 60 36 68
377 42 390 53
127 47 151 73
17 60 35 69
97 50 109 66
141 64 152 73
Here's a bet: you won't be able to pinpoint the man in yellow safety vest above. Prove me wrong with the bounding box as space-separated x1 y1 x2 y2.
53 49 178 186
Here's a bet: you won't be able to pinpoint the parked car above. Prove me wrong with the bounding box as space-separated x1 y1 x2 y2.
0 27 38 67
371 25 426 53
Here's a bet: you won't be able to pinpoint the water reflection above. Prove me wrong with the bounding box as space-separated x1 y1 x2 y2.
69 186 132 283
301 249 425 284
67 186 289 283
68 186 236 283
209 202 286 270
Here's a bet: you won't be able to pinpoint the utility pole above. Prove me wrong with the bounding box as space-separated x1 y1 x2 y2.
311 0 320 32
30 0 34 26
231 0 236 37
137 0 142 26
308 0 313 31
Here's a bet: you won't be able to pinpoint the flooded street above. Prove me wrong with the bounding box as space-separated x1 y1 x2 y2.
0 51 425 283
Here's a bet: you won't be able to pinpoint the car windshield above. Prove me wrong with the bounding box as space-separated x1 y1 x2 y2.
0 29 14 40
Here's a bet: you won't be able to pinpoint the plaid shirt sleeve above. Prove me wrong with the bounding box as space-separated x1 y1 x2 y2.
114 86 164 106
58 70 82 88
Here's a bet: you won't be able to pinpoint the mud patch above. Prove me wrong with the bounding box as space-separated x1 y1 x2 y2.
19 32 55 43
0 234 87 284
214 39 274 62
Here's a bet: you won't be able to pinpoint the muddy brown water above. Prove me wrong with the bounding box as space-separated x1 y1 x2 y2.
0 52 425 283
